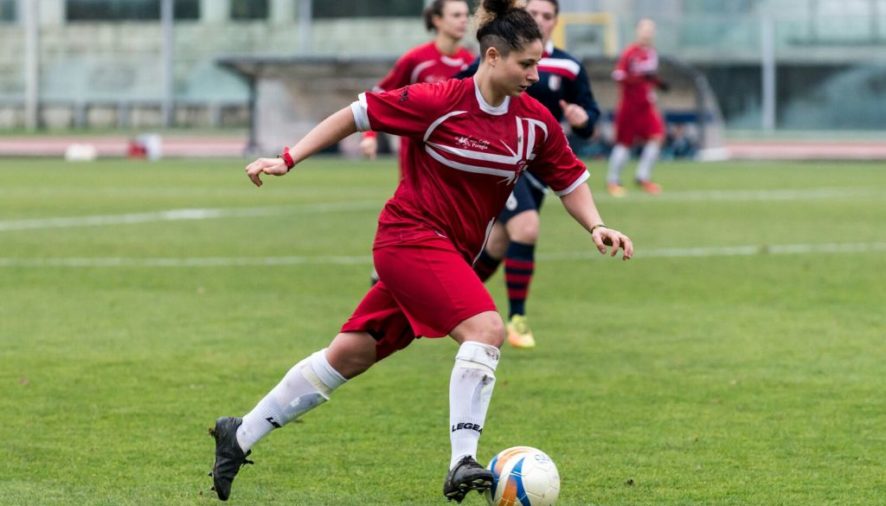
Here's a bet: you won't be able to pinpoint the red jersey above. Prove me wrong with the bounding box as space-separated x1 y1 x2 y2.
351 77 590 263
612 43 660 110
375 41 474 91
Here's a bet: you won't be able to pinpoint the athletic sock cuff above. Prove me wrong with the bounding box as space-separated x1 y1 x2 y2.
477 250 501 267
455 341 500 372
506 241 535 261
309 348 347 392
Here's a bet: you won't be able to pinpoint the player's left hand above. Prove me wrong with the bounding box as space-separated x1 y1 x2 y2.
245 157 289 187
559 100 589 129
592 226 633 260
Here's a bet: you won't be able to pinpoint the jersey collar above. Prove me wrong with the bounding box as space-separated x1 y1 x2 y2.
544 40 555 57
473 79 510 116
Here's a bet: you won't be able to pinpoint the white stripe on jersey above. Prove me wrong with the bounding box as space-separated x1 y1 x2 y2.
473 217 497 265
410 60 436 84
424 110 468 142
424 145 517 183
537 57 581 77
441 55 468 67
524 118 548 160
427 141 521 165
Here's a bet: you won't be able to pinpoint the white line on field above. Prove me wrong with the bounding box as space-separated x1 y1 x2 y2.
0 201 380 232
541 241 886 260
1 242 883 268
632 187 882 202
1 187 880 232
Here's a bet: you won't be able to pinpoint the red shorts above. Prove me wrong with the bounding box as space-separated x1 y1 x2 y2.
340 235 497 361
615 104 664 145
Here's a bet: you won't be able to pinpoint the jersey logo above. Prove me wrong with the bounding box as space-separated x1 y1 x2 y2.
455 136 490 151
423 112 548 185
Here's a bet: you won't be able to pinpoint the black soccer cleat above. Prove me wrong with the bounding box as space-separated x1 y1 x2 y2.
443 455 494 503
209 417 254 501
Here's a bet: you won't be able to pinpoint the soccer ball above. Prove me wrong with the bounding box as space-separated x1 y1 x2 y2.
486 446 560 506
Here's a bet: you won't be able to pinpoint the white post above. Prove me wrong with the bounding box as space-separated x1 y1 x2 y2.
161 0 175 127
761 14 776 132
200 0 230 23
297 0 312 52
270 0 295 25
22 0 40 131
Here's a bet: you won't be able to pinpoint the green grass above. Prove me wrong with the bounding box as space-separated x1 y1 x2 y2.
1 157 884 505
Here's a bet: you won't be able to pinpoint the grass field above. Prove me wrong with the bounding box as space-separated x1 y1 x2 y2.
1 157 884 505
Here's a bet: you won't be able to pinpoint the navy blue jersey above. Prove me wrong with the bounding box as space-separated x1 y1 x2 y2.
458 41 600 139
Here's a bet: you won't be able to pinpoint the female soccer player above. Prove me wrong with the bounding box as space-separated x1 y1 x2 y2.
359 0 474 162
361 0 474 286
467 0 602 349
607 18 667 196
210 0 632 502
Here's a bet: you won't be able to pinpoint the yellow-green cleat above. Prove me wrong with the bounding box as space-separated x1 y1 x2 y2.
506 315 536 349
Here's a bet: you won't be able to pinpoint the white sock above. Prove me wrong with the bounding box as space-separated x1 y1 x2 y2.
236 348 346 452
607 144 630 184
449 341 500 469
636 141 660 182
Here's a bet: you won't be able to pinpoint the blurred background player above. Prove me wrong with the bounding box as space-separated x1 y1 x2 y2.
607 18 668 197
361 0 473 285
466 0 601 349
359 0 474 163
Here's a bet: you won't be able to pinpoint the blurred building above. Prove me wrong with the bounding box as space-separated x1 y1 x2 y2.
1 0 885 131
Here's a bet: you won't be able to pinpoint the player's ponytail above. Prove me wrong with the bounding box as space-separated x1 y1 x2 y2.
475 0 542 56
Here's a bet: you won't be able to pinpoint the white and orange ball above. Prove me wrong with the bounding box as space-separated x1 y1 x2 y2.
486 446 560 506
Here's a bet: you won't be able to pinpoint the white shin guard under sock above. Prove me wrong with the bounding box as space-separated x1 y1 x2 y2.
636 141 660 182
449 341 500 469
236 348 346 452
607 144 630 184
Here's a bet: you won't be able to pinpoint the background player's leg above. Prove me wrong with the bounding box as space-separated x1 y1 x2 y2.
607 143 630 196
636 137 663 194
503 210 540 348
475 222 508 281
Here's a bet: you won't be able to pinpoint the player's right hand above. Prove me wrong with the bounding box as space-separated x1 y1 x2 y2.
360 136 378 160
245 157 288 187
592 226 634 261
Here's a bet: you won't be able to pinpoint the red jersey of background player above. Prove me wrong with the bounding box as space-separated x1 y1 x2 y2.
351 77 589 263
612 42 660 110
371 41 474 167
376 41 474 91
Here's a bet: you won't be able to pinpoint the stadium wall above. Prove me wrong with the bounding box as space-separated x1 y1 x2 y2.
1 0 885 131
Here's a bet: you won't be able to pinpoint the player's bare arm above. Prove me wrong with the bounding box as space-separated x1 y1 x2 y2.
245 107 358 187
560 183 633 260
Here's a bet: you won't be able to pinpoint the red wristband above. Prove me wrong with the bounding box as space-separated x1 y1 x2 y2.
362 131 378 139
280 146 295 171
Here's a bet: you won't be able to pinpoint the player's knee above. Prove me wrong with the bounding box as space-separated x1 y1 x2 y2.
508 212 540 244
452 311 505 348
485 224 508 258
483 317 506 348
327 332 377 379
